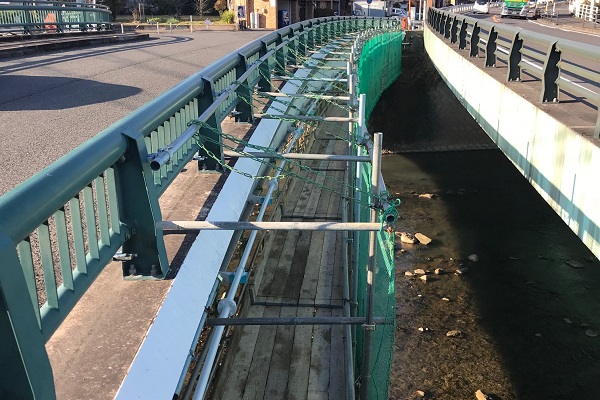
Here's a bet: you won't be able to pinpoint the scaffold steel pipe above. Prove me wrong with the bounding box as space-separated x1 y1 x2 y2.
206 316 387 326
161 221 383 232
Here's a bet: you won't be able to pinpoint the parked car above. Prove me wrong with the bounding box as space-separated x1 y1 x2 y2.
390 8 409 18
472 0 490 14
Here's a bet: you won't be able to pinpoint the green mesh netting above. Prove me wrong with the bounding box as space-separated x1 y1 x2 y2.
354 31 402 399
354 153 396 400
357 31 404 122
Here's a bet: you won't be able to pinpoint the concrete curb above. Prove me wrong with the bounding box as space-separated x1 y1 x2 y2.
0 33 151 59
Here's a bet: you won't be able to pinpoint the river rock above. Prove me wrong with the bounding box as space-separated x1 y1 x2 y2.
565 260 584 269
441 297 450 302
397 232 417 244
418 193 434 199
434 268 444 275
456 267 469 275
405 271 414 277
419 275 429 282
415 233 432 245
416 390 426 397
468 254 479 262
475 389 491 400
585 329 598 337
414 269 426 275
446 329 462 337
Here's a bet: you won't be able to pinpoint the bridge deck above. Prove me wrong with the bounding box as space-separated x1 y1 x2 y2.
211 117 349 399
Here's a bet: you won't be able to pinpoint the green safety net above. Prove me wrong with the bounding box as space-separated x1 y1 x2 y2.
354 153 397 400
354 30 402 399
357 31 404 121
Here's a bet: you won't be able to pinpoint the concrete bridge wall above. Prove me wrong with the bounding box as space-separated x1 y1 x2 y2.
423 26 600 260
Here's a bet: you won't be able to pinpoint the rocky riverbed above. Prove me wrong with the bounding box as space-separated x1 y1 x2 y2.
382 150 600 400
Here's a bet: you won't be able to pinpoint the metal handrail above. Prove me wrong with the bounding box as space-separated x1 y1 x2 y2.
427 7 600 137
0 0 112 34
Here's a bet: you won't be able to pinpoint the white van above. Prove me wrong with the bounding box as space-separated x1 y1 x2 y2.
473 0 490 14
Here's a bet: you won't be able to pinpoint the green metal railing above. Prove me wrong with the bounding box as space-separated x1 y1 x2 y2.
0 16 398 399
0 0 111 34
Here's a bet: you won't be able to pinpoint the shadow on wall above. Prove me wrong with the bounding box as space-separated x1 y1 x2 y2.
0 76 142 111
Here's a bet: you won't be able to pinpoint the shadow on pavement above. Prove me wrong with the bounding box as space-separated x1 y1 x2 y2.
0 75 142 110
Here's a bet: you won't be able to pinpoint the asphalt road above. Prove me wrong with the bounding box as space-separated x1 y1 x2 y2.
465 4 600 45
0 30 268 195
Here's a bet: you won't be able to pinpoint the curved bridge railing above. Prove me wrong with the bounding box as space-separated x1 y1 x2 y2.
427 6 600 138
0 0 111 34
0 16 398 399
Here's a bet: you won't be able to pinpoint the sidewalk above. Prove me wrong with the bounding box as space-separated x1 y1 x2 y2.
534 5 600 35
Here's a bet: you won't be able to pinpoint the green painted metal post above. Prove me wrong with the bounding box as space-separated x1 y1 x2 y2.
451 17 458 43
196 80 226 172
0 236 55 400
459 19 468 50
307 25 315 51
117 130 169 278
287 32 297 67
235 55 254 123
298 25 306 57
257 41 272 92
507 32 523 81
541 42 561 103
274 33 285 76
470 23 480 58
485 27 497 67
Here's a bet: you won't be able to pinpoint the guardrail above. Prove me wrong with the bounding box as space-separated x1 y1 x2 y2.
427 7 600 138
0 15 398 399
572 3 599 23
0 0 111 34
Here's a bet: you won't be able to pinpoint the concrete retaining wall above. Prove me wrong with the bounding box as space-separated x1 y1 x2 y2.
424 26 600 260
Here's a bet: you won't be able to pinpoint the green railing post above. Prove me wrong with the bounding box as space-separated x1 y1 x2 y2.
459 19 468 49
117 130 169 278
298 25 306 57
274 33 285 76
508 31 523 81
196 79 225 172
0 236 55 400
541 42 561 103
257 41 273 92
307 24 315 51
235 55 254 123
485 26 497 67
287 32 297 67
470 22 480 58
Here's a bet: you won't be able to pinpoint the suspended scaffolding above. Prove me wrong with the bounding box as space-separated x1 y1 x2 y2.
119 27 404 400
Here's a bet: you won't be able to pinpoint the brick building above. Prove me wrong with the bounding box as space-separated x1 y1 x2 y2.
235 0 344 29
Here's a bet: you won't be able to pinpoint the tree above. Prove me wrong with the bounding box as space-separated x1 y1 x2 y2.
196 0 213 17
102 0 124 21
155 0 191 18
214 0 227 14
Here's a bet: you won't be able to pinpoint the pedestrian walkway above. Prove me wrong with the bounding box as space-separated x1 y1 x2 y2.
534 4 600 35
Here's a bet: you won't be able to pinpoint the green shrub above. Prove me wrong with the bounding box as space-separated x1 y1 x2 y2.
221 10 234 23
147 17 163 23
166 17 180 23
